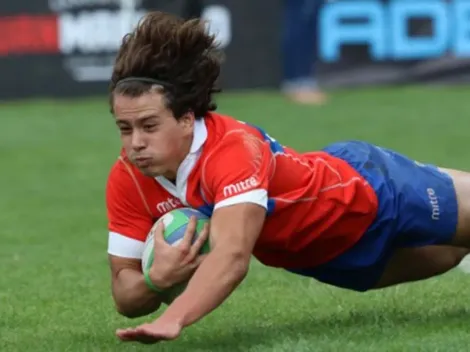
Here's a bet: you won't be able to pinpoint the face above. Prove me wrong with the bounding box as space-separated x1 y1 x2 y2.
113 89 194 179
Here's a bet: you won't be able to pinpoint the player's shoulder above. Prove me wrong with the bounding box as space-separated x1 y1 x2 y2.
205 112 264 144
199 113 272 174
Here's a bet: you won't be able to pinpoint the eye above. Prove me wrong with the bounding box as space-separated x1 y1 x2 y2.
118 126 132 135
144 124 158 132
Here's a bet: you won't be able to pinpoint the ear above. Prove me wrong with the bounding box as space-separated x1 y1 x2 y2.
179 112 196 132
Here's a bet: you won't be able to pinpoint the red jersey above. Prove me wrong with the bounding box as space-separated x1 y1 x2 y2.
106 113 378 269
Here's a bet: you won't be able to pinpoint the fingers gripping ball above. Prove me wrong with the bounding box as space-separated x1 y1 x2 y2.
141 207 210 303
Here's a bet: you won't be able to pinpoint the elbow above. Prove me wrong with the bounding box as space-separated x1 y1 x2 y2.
113 295 162 319
115 304 141 319
114 299 150 319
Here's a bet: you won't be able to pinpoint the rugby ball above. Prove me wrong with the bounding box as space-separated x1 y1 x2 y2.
142 207 210 304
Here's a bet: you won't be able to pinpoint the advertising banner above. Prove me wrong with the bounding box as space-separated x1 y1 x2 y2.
317 0 470 87
0 0 146 99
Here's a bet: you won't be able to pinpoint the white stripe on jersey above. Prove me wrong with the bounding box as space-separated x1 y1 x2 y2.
214 189 268 210
107 232 145 259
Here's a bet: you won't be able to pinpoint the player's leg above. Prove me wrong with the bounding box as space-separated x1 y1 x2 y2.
373 167 470 288
372 167 470 288
373 245 470 289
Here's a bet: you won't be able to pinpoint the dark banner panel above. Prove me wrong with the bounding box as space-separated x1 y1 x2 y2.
201 0 281 90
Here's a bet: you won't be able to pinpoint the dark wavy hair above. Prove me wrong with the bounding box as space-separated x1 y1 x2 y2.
109 11 222 118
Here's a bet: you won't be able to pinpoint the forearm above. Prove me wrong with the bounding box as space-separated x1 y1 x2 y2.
113 268 162 318
161 248 248 327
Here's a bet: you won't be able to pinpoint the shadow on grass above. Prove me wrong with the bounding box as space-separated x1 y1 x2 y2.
170 306 470 352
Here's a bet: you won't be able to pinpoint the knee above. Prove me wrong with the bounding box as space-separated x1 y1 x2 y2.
437 246 469 271
457 251 470 273
452 247 470 267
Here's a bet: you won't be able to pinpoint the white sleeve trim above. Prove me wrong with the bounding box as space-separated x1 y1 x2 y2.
107 232 145 259
214 189 268 210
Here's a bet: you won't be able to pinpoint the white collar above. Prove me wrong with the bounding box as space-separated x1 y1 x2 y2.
189 118 208 153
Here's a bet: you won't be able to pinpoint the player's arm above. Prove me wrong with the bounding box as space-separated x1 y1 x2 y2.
106 162 163 318
162 202 265 326
109 255 162 318
160 131 270 327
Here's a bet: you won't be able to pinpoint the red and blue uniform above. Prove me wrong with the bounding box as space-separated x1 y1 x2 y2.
106 113 458 291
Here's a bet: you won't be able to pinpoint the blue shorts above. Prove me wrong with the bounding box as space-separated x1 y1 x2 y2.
288 141 458 292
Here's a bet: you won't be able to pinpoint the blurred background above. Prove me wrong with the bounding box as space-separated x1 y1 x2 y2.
2 0 470 101
3 1 470 351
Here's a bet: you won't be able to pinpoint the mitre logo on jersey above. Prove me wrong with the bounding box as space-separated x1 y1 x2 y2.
223 176 259 198
156 197 182 214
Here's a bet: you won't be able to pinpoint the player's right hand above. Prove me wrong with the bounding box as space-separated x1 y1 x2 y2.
148 216 209 290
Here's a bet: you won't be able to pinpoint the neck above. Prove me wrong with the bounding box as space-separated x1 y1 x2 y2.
161 173 177 183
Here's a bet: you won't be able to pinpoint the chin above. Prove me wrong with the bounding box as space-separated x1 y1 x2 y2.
134 161 174 179
140 168 162 177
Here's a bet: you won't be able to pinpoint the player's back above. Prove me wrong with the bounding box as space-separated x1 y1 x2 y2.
199 114 379 269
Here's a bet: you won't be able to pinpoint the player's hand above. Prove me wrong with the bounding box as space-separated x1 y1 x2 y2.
116 317 182 344
148 216 209 290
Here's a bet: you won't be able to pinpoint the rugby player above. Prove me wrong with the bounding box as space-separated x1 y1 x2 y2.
106 11 470 344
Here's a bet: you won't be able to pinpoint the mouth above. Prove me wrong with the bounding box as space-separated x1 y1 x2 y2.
134 157 153 168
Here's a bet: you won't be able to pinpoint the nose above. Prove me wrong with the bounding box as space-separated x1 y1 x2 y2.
131 130 146 151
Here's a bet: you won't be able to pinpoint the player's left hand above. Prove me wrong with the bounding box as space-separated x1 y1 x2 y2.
116 319 182 344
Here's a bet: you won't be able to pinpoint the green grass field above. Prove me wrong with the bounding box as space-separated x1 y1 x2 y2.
3 86 470 351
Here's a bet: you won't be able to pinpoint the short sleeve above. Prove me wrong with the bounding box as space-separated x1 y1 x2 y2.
201 130 272 210
106 160 154 258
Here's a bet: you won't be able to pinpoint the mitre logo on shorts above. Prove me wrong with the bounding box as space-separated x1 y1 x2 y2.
156 197 182 214
223 176 259 198
427 188 440 221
